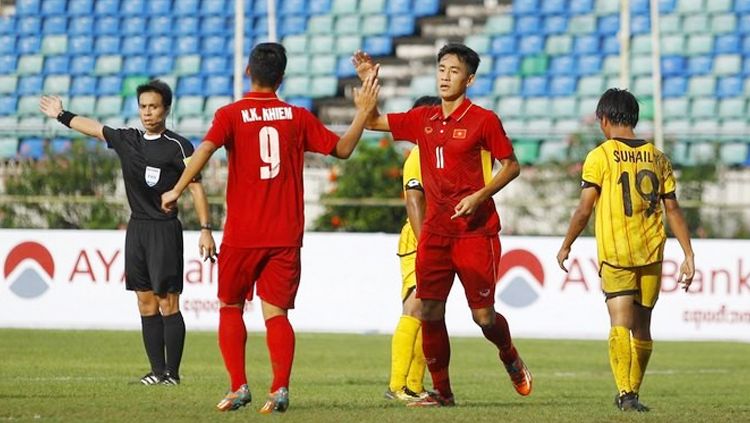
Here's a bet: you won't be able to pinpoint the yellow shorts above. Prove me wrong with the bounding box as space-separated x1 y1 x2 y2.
398 222 418 302
601 262 662 308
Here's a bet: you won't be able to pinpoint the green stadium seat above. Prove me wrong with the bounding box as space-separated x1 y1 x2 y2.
496 97 523 119
311 55 336 75
383 97 412 113
94 55 122 75
492 76 520 96
537 140 568 163
484 15 513 35
174 55 201 75
41 35 67 55
309 15 334 34
361 15 387 36
43 75 69 95
0 137 18 160
663 98 689 118
690 98 717 117
664 119 691 135
69 96 96 116
688 76 716 97
713 55 741 76
0 76 17 94
577 96 599 117
568 16 596 35
552 97 577 118
605 75 624 90
95 96 122 117
631 35 651 54
719 143 749 166
311 35 335 54
512 138 540 165
286 55 309 76
677 0 704 13
0 116 16 130
526 118 553 134
310 76 337 98
409 75 435 97
122 76 149 96
660 15 682 34
283 35 308 54
545 34 572 55
639 97 654 120
707 0 732 12
594 0 618 14
17 96 40 116
577 75 604 96
281 76 310 97
18 117 44 136
177 116 205 134
17 55 44 75
630 55 652 76
335 35 362 55
471 96 494 110
721 120 748 136
682 14 708 34
602 55 620 76
500 119 524 134
520 55 548 76
632 76 652 97
174 96 203 117
710 14 737 34
690 142 716 164
464 34 490 55
102 116 125 129
477 55 493 76
524 98 550 118
660 35 685 55
359 0 385 14
204 96 231 116
669 142 689 166
686 34 713 56
718 98 745 118
554 119 579 135
335 15 361 35
331 0 358 15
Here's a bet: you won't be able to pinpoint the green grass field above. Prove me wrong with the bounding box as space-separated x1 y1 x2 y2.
1 329 748 422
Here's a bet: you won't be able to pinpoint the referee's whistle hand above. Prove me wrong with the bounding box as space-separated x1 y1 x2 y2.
161 190 179 213
556 247 570 273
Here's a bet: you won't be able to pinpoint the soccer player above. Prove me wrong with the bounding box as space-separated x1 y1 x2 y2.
352 44 532 407
39 80 217 385
160 42 380 414
556 88 695 412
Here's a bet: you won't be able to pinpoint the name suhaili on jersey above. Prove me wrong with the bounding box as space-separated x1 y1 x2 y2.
613 150 653 164
240 107 294 123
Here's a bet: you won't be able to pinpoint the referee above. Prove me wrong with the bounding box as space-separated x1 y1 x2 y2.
39 80 217 385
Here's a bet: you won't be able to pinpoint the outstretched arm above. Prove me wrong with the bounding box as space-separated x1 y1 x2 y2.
161 141 218 212
663 197 695 291
40 96 105 140
451 154 521 219
331 73 381 158
557 187 599 272
351 50 390 132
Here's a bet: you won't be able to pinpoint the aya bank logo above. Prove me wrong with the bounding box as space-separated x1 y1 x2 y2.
496 249 545 308
3 241 55 299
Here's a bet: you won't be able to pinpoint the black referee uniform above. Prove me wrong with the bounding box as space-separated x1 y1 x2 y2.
103 126 196 294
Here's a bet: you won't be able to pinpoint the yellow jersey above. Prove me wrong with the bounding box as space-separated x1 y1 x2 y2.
581 138 676 269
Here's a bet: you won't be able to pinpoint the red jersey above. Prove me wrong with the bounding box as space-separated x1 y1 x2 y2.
388 98 513 237
204 92 339 248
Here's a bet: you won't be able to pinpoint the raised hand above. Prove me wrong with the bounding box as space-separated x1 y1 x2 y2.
351 50 380 82
353 73 380 114
39 96 64 119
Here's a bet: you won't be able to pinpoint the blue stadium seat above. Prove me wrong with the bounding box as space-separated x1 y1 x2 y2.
94 0 119 15
743 57 750 75
18 36 41 54
513 0 538 15
281 16 307 36
739 14 750 34
117 18 142 37
201 0 227 15
280 0 306 15
97 75 122 95
17 76 43 95
149 56 174 75
68 0 93 16
0 96 16 115
743 36 750 54
597 15 619 36
569 0 593 14
68 16 93 35
659 0 675 13
205 76 231 96
521 76 547 96
662 77 687 97
549 76 576 96
42 16 66 34
71 76 96 95
308 0 331 13
148 17 172 36
252 0 269 15
0 36 15 54
519 35 544 55
516 16 541 35
717 76 743 98
94 16 119 35
630 0 649 14
16 0 40 15
50 138 72 155
715 35 741 54
122 56 148 75
69 36 92 55
687 56 713 75
95 36 120 55
202 17 229 36
543 16 567 35
149 36 173 55
202 36 225 54
43 56 69 74
175 0 199 15
70 56 95 75
175 36 199 55
254 17 270 35
364 36 392 56
0 55 17 73
18 17 41 35
493 55 520 75
121 0 144 14
577 55 601 75
414 0 440 16
286 97 313 110
0 16 14 35
388 15 415 37
602 36 619 54
491 35 516 55
631 15 650 35
573 35 599 55
147 0 172 15
122 36 146 55
19 138 46 160
177 76 204 95
387 0 411 15
122 96 139 118
467 76 492 97
736 0 750 13
336 56 356 77
176 17 200 36
549 55 575 75
541 0 565 14
202 56 228 75
662 56 686 76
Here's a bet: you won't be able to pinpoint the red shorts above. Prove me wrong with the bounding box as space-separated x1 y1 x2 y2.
217 244 301 309
415 232 501 309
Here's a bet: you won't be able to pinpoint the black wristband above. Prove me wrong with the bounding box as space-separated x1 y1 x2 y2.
56 110 77 128
200 224 212 231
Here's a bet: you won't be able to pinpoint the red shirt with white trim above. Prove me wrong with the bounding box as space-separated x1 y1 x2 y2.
387 99 514 237
204 92 339 247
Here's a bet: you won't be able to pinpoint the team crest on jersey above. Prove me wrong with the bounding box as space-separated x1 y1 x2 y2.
453 129 467 139
145 166 161 187
424 127 433 134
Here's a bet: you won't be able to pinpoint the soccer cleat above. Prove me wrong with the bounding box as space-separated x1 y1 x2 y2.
614 392 648 412
504 355 533 396
406 391 455 407
140 372 163 385
384 387 420 402
634 394 650 412
160 371 180 385
403 387 430 400
258 387 289 414
216 384 252 412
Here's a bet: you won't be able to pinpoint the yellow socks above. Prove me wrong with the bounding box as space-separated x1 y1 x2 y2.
608 326 633 394
630 337 653 393
406 326 426 394
389 315 421 392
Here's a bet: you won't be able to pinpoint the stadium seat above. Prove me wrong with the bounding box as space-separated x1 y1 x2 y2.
359 0 385 13
716 76 743 98
119 17 145 35
630 55 652 76
335 15 361 35
310 76 338 98
18 17 41 35
176 37 200 55
719 143 749 166
549 56 575 76
149 56 175 75
281 77 310 97
521 55 548 75
202 56 228 75
70 55 95 76
552 97 577 118
715 34 741 54
573 35 599 55
40 35 67 55
146 0 171 15
386 0 409 15
686 56 712 75
491 35 517 55
632 76 653 97
202 17 229 36
70 76 96 95
496 97 523 118
147 17 172 36
122 76 148 96
409 75 435 97
17 0 41 15
308 0 332 13
537 140 568 163
94 55 122 75
548 76 575 96
68 16 93 35
516 16 541 36
0 55 18 74
175 56 200 75
484 15 513 35
467 76 492 97
68 0 93 15
42 16 66 35
388 15 415 36
177 76 204 96
95 36 120 55
659 14 681 34
577 96 599 117
718 97 746 118
663 77 687 97
43 55 69 74
682 14 709 35
17 36 41 54
660 34 685 55
521 76 548 97
543 17 567 36
686 34 713 56
545 34 572 55
0 16 14 35
308 15 334 34
280 16 308 36
174 0 199 15
576 55 601 76
18 138 46 160
690 98 717 117
149 36 173 55
363 35 392 56
631 34 651 54
70 96 96 116
0 76 16 95
121 36 146 55
0 137 18 160
286 55 309 76
602 57 621 77
94 16 119 36
310 35 335 54
311 55 337 75
205 76 231 96
663 98 689 118
17 75 42 95
0 96 17 115
335 35 362 55
361 15 388 36
205 96 231 116
519 35 544 55
414 0 439 16
577 75 604 96
569 0 593 14
524 97 550 118
201 0 227 15
714 55 742 75
711 13 737 35
177 116 206 134
174 96 205 118
493 76 521 96
336 56 356 77
93 0 119 15
281 0 309 15
95 96 122 117
97 75 122 96
513 139 540 165
661 56 686 77
283 35 308 54
175 17 200 36
17 96 42 116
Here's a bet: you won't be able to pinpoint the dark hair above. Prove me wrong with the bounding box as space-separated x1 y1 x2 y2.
412 96 441 109
595 88 639 127
437 43 480 75
136 79 172 108
248 42 287 87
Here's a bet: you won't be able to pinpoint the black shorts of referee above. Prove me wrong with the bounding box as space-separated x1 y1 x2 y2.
125 218 184 294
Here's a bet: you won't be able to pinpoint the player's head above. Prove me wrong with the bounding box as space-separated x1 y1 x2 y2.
247 42 287 89
412 96 441 109
596 88 640 136
436 43 479 101
136 79 172 132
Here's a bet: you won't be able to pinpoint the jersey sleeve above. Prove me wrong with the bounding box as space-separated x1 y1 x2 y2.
402 147 422 191
204 107 233 148
102 126 137 156
658 152 677 198
299 108 340 154
480 114 513 160
581 148 605 190
387 109 421 144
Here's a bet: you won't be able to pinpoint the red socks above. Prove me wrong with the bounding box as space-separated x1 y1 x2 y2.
421 319 452 397
265 315 296 392
481 312 519 364
218 307 247 391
